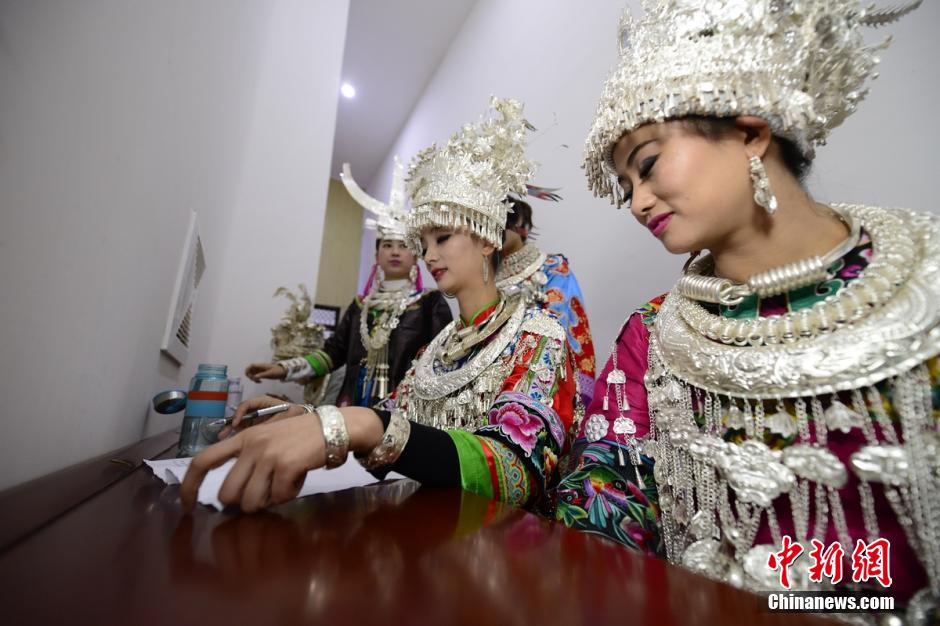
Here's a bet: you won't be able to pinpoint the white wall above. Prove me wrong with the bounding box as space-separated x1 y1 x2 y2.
810 4 940 210
366 0 940 364
193 0 349 416
0 0 349 490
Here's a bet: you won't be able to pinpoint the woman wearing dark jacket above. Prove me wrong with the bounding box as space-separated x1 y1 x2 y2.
245 160 452 407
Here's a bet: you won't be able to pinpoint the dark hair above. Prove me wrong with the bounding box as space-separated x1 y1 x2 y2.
680 116 812 182
503 196 534 231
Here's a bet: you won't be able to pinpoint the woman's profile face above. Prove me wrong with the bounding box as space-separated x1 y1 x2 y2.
611 121 755 255
420 227 490 294
376 239 415 280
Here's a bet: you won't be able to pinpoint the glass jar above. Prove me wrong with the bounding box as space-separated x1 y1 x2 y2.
178 363 229 456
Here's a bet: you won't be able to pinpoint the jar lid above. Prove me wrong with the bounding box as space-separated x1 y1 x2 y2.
152 389 188 414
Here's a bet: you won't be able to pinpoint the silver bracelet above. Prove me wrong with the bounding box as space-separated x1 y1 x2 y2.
279 357 312 382
316 405 349 469
357 409 411 470
300 403 317 414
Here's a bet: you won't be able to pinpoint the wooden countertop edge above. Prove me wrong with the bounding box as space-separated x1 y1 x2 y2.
0 429 179 553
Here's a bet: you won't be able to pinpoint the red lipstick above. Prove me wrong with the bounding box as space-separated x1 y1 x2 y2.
647 213 673 238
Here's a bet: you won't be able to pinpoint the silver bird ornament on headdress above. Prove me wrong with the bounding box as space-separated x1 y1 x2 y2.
340 157 409 241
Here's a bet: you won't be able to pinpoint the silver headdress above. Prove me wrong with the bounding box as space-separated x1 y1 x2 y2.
583 0 922 204
340 157 409 241
404 96 536 253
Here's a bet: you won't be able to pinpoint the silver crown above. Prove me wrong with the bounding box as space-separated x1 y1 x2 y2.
340 157 408 241
405 96 536 252
583 0 922 204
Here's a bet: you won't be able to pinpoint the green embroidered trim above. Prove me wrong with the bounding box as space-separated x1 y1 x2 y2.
479 437 531 506
447 430 494 500
460 298 502 327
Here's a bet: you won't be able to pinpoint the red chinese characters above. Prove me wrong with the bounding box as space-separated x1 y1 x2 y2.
767 535 805 589
767 537 892 589
851 538 893 588
808 539 845 585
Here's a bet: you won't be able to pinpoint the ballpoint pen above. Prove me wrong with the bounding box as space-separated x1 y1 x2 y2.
220 402 292 426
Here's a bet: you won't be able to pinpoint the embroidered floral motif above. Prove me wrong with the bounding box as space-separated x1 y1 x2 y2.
490 401 542 453
542 447 558 477
555 455 660 554
495 391 566 449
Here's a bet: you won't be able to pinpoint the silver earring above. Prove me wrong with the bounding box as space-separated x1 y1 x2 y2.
483 256 490 284
408 264 417 283
749 155 778 214
375 265 386 285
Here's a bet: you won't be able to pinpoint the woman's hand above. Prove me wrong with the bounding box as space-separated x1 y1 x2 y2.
218 395 306 439
179 407 386 513
244 362 287 383
181 413 326 513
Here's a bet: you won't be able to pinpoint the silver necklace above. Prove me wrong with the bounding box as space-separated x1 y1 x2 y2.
413 295 525 400
676 204 862 306
358 283 419 352
676 204 916 347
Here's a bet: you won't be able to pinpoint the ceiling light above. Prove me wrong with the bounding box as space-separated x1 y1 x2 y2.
341 82 356 99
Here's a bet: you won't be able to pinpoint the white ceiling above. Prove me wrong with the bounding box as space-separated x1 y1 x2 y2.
330 0 478 190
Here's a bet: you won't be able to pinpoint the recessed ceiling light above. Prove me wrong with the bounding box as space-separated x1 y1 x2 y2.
341 82 356 98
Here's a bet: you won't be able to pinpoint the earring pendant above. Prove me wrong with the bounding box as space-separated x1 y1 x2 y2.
749 155 778 215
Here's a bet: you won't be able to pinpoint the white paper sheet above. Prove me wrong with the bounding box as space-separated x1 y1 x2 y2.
145 454 404 510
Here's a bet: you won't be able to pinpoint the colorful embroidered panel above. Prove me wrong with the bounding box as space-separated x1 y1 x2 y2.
542 254 597 404
448 310 577 509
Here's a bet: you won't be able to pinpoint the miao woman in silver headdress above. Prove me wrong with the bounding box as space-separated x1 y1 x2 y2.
244 158 452 407
182 97 580 514
556 0 938 619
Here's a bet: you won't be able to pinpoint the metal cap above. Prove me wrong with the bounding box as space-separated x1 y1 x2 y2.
152 389 188 414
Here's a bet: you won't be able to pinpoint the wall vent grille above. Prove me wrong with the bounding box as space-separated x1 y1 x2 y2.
161 212 205 364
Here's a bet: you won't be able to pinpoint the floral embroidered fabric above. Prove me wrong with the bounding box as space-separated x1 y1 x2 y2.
393 304 578 510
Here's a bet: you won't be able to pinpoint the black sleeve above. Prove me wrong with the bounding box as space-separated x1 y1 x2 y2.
369 410 460 487
320 299 358 372
425 291 454 340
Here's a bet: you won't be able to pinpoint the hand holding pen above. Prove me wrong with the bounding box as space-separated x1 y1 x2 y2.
223 402 292 426
218 396 309 439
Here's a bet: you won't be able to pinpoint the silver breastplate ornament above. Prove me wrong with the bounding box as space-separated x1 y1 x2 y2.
641 205 940 616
